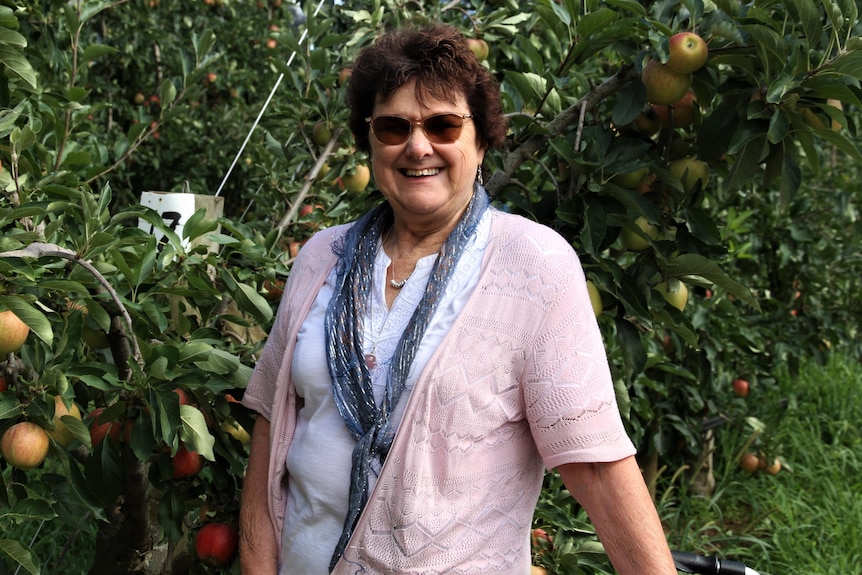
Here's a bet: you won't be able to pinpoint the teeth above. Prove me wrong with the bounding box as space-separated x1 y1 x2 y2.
404 168 440 177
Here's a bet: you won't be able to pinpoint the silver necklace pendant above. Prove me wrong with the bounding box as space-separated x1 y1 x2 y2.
389 277 407 289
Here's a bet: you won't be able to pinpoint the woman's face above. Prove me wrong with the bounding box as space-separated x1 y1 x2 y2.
368 79 486 232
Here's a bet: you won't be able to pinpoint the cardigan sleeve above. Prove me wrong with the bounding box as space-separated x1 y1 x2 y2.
517 224 636 469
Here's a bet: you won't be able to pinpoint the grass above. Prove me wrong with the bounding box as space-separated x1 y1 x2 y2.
660 352 862 575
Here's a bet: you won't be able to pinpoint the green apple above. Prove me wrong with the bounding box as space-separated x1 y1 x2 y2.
620 216 660 251
611 167 650 189
666 32 708 74
311 121 332 146
466 38 489 61
669 157 710 192
641 60 691 106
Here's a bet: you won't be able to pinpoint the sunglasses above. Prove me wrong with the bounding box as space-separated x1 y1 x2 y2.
365 113 473 145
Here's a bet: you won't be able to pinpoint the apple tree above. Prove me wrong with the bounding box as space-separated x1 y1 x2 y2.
2 0 862 573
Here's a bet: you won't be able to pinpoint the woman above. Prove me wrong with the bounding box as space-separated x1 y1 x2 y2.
240 23 677 575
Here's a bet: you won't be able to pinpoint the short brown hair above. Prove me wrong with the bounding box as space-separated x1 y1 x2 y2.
347 23 508 154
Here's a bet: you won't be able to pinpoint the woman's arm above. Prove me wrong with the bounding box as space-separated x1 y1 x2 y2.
239 416 279 575
556 456 677 575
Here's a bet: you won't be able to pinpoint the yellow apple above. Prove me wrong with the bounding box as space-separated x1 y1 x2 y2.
221 420 251 445
339 164 371 194
0 310 30 355
586 280 603 317
656 279 689 311
48 395 83 446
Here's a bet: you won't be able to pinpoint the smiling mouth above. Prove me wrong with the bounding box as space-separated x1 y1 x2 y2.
402 168 441 177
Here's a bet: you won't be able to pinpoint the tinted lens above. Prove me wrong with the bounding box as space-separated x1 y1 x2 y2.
423 114 465 143
369 114 468 145
371 116 412 145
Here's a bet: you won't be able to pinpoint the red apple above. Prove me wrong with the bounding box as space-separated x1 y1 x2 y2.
652 91 698 129
195 522 239 567
89 407 121 446
172 444 204 478
641 60 691 106
338 68 352 86
666 32 708 74
732 378 750 397
1 422 51 470
0 375 8 393
0 310 30 356
174 387 191 406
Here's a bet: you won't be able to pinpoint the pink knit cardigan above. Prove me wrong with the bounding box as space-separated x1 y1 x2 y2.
242 208 635 574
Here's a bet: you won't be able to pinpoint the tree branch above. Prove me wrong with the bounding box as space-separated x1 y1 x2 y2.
0 243 143 368
486 65 640 197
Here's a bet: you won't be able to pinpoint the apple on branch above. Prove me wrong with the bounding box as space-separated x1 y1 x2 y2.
666 32 709 74
0 309 30 355
1 421 51 470
641 60 691 106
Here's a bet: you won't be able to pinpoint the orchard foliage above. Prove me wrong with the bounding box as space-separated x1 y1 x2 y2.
1 0 861 573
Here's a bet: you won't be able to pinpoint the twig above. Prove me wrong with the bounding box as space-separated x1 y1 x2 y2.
274 127 343 242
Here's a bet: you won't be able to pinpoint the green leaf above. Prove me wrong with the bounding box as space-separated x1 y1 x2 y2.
0 27 27 47
576 8 618 40
665 253 760 310
615 317 646 381
194 348 240 375
0 396 23 419
60 415 92 448
233 282 274 325
0 539 41 575
0 45 38 91
80 44 117 64
182 207 219 241
158 78 177 110
179 404 215 461
784 0 822 48
0 295 53 346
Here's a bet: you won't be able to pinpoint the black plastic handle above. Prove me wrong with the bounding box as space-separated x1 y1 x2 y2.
672 550 749 575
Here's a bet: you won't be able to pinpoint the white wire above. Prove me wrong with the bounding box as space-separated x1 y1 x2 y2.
214 0 327 197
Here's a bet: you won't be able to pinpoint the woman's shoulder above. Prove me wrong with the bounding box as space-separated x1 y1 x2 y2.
488 208 578 258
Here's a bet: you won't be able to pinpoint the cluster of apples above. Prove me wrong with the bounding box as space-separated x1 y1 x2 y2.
641 31 708 107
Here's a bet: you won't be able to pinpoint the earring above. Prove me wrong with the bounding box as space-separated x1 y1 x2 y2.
477 165 484 185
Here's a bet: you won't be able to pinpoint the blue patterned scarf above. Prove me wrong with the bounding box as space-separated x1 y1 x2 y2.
325 185 490 570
